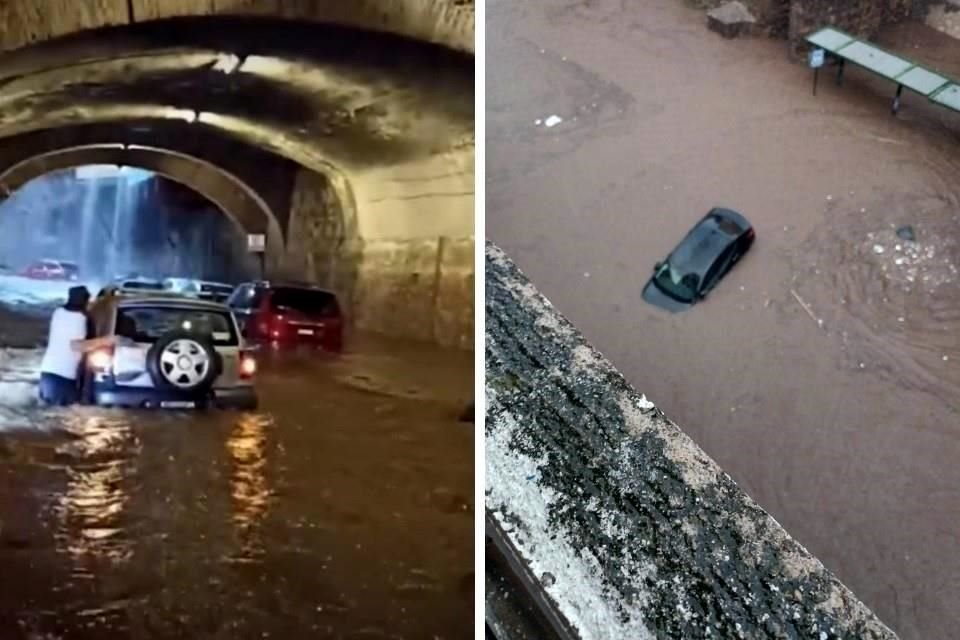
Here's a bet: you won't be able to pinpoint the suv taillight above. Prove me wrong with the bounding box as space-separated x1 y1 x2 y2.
239 351 257 379
88 348 114 371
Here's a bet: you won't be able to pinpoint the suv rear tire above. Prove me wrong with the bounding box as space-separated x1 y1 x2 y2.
146 330 222 394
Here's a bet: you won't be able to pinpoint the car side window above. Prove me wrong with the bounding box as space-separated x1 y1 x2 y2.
706 247 735 287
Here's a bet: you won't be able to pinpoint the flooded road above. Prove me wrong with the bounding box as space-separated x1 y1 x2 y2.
0 335 473 639
488 2 960 638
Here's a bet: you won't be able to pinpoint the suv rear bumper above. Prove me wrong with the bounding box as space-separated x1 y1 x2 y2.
92 384 258 410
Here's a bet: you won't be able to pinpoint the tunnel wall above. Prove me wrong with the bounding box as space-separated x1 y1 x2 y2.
284 152 474 350
485 242 898 639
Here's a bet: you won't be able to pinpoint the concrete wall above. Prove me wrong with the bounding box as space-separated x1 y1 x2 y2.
486 242 898 639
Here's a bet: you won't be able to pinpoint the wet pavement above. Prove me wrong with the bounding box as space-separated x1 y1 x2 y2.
488 2 960 639
0 334 473 639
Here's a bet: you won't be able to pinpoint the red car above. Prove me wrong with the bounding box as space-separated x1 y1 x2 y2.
21 259 79 281
227 282 343 351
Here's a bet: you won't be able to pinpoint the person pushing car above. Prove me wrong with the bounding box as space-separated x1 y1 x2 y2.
37 286 115 406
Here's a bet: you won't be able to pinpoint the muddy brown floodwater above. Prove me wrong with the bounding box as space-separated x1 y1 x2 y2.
0 334 473 639
488 1 960 638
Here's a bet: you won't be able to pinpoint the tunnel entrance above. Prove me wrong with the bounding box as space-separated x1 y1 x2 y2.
0 165 258 345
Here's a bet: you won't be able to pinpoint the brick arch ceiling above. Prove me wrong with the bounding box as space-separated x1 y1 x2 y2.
0 17 474 177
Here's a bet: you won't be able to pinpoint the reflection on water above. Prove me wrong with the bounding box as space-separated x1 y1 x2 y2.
226 413 272 562
51 413 138 571
0 337 473 639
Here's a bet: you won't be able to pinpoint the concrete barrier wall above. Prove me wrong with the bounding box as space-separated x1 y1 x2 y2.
485 242 898 639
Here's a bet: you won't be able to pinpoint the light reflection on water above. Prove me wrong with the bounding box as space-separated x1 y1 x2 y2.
0 338 473 638
50 413 139 571
226 412 273 562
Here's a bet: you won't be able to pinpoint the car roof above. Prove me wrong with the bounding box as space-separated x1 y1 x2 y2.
242 280 337 295
113 294 231 312
669 214 740 276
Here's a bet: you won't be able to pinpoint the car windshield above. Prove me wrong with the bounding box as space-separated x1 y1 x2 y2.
652 262 698 303
270 287 339 316
115 306 238 346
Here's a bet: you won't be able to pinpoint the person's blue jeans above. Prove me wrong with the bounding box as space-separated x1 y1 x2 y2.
38 372 79 406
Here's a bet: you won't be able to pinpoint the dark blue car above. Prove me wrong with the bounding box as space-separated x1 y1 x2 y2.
642 208 754 312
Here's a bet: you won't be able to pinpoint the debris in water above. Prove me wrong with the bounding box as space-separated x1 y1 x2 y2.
544 115 564 127
584 272 590 278
534 119 542 125
790 289 822 329
826 195 833 201
896 225 916 242
943 355 950 362
873 245 885 254
859 362 866 369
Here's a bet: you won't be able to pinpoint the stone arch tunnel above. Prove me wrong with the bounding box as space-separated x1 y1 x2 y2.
0 0 475 349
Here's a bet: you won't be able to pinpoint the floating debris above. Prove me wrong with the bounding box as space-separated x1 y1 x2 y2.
544 115 564 128
896 225 916 242
873 245 885 254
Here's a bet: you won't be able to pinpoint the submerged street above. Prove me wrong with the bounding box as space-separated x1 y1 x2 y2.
0 333 474 639
488 1 960 638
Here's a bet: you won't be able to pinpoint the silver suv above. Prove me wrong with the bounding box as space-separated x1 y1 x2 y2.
84 294 258 410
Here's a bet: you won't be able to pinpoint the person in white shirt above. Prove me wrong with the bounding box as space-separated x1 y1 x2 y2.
38 286 115 406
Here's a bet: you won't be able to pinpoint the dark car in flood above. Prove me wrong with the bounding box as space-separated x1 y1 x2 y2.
642 208 754 312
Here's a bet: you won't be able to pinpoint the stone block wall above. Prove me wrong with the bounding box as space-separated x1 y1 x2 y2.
925 2 960 40
691 0 791 35
787 0 929 55
789 0 884 54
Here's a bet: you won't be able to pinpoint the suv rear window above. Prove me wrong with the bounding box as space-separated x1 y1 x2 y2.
122 280 164 291
269 287 339 316
115 306 238 346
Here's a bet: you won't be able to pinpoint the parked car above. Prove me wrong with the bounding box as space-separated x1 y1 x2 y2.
115 278 165 293
21 259 79 281
83 294 258 410
162 277 201 296
197 281 235 304
227 281 343 351
642 208 754 312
